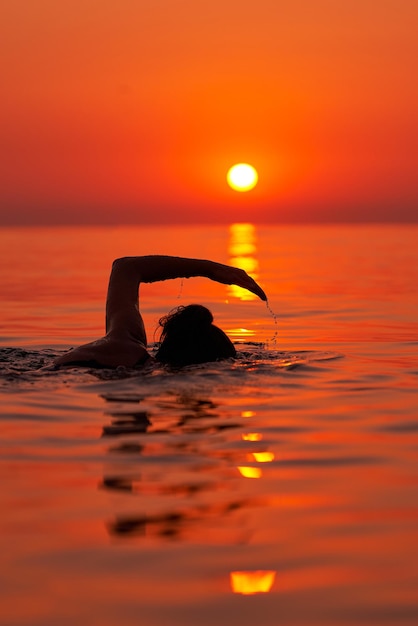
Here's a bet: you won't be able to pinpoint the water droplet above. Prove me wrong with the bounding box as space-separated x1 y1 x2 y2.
177 278 184 299
265 299 279 344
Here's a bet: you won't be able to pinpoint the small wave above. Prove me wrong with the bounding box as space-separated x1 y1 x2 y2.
0 345 344 388
0 347 58 383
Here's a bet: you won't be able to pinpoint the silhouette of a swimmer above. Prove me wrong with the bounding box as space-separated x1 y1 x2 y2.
54 255 267 369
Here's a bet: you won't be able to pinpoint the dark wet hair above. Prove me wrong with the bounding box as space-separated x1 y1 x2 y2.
155 304 236 367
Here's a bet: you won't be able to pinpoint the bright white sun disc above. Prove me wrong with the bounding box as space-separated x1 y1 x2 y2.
227 163 258 192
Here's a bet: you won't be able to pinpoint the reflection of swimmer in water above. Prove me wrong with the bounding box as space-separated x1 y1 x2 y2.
54 255 267 369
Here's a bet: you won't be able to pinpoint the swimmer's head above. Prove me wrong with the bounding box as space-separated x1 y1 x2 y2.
155 304 236 367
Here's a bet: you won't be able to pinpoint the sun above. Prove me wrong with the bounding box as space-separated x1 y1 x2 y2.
227 163 258 192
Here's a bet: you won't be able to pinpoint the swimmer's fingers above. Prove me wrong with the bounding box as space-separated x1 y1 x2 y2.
246 276 267 301
236 271 267 301
211 264 267 301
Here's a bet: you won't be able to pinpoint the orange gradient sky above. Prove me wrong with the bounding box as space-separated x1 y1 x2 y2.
1 0 417 225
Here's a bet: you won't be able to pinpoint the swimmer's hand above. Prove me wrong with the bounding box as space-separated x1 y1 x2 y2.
210 262 267 301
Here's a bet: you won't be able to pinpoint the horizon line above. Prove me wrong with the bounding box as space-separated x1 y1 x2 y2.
1 219 418 229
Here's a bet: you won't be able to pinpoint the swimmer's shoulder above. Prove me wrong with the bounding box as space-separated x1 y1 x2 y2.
53 337 150 369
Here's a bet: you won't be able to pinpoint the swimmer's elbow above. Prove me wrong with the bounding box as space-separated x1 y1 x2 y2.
110 257 139 278
112 257 131 270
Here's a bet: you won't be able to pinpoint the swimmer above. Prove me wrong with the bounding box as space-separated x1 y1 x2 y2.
53 255 267 369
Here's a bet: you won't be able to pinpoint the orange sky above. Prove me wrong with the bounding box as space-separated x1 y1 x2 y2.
1 0 417 224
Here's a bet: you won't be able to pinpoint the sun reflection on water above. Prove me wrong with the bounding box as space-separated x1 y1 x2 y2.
242 432 263 441
230 570 276 595
228 223 259 302
250 451 275 463
227 327 255 339
237 466 263 479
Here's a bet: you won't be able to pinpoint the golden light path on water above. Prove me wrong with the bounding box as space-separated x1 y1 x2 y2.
232 406 277 592
228 223 259 303
227 222 260 340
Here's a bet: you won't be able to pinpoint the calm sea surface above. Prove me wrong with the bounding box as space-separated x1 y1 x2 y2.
0 224 417 626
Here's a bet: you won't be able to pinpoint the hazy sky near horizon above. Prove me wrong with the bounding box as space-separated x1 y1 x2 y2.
1 0 417 225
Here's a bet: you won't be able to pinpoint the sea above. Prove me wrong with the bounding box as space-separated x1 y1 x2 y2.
0 223 417 626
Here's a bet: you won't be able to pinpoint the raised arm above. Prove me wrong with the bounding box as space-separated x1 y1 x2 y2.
106 255 266 336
